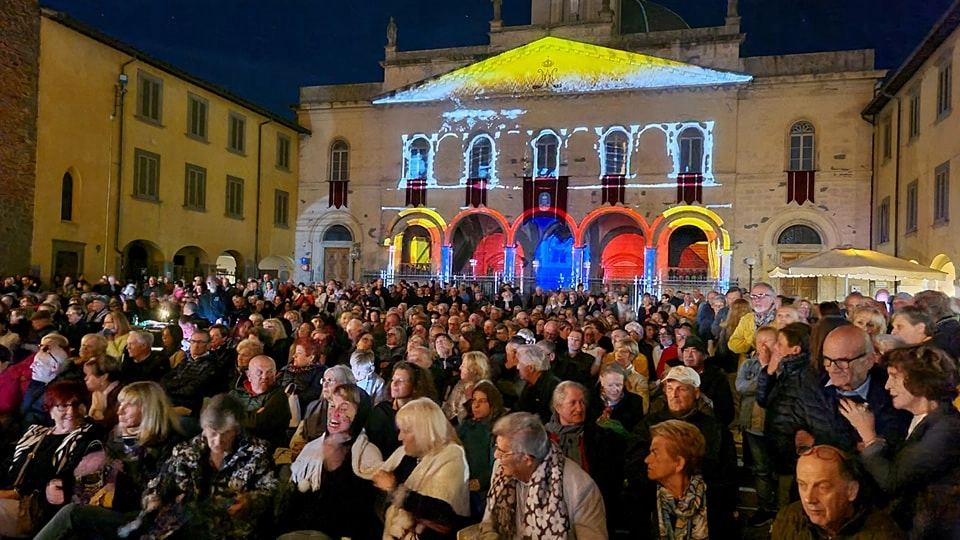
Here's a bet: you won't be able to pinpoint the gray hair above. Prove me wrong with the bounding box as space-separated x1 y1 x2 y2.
492 412 551 463
752 281 776 295
350 349 375 369
516 344 549 372
552 380 587 410
200 393 243 432
326 364 356 385
127 330 154 347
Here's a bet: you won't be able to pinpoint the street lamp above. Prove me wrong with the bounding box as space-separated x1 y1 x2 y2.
469 258 478 278
744 257 756 289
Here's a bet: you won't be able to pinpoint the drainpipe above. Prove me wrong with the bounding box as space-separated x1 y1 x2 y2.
255 120 272 279
887 93 902 258
113 57 137 270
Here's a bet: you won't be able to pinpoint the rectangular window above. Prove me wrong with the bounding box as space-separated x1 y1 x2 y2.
225 176 244 219
909 91 921 139
881 117 892 161
187 93 208 140
679 136 703 174
137 70 163 124
133 148 160 200
938 61 952 118
878 197 890 244
277 134 291 170
274 189 289 227
228 112 247 154
183 164 206 211
906 179 918 233
935 161 950 224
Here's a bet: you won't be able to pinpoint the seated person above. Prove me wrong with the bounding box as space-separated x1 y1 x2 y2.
229 355 291 450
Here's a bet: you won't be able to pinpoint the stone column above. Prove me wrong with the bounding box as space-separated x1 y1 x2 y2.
503 244 517 284
441 245 453 284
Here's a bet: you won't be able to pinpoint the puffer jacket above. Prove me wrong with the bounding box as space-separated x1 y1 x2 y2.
757 352 811 474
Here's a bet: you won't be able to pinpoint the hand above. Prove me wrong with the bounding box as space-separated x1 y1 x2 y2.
766 348 784 374
143 494 161 512
795 429 815 451
372 471 397 492
227 493 249 516
757 341 771 367
468 478 481 492
839 398 878 442
46 479 65 505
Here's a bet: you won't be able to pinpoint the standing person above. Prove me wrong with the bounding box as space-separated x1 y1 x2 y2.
645 420 709 540
729 282 778 357
456 380 504 518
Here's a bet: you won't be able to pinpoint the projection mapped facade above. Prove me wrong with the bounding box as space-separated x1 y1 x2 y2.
296 0 883 298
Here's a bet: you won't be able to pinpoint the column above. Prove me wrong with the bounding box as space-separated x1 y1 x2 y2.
720 249 732 292
387 244 396 284
644 247 657 293
503 244 517 284
571 245 585 286
441 245 453 285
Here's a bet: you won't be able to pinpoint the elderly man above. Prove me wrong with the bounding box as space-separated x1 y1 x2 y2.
772 445 904 539
554 329 595 386
515 344 562 423
729 282 777 355
795 325 911 452
61 304 89 352
912 290 960 360
120 330 169 384
494 336 527 410
478 412 607 539
230 355 291 449
376 326 406 374
627 365 738 535
85 295 109 332
681 335 735 426
160 328 220 413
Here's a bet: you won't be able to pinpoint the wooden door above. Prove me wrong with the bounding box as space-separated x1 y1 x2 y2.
54 250 79 280
779 251 819 301
324 248 350 283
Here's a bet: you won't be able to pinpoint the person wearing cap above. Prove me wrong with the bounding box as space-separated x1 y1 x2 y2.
891 291 912 313
681 334 735 426
85 295 109 332
626 365 739 536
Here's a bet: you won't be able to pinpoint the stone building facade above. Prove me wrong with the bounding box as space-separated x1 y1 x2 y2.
296 0 883 300
0 0 40 276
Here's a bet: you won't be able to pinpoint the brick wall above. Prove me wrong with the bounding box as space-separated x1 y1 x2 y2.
0 0 40 276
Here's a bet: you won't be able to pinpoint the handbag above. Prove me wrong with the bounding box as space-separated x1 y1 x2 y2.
73 440 116 508
14 433 46 537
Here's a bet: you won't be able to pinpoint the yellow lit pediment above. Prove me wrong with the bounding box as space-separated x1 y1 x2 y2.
373 36 752 104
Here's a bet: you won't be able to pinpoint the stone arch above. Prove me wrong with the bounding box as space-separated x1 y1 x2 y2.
761 208 841 253
930 254 957 296
445 208 511 245
447 210 511 273
216 249 245 283
258 255 296 282
122 240 165 282
173 245 211 281
578 206 651 244
650 206 729 280
386 209 447 273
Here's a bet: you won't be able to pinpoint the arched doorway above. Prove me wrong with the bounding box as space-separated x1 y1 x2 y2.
601 232 645 281
216 250 244 284
667 225 709 281
259 255 295 282
320 224 354 284
173 246 211 281
515 215 581 291
777 224 823 299
448 213 512 275
122 240 164 281
401 225 432 273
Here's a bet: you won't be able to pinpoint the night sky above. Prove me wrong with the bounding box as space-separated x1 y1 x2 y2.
41 0 955 119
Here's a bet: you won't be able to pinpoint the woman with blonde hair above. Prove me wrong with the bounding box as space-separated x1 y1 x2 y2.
852 305 889 343
442 351 490 424
101 311 132 360
372 398 470 539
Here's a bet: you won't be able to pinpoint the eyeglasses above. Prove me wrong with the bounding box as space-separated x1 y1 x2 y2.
822 352 867 370
797 444 851 460
189 339 210 345
493 446 516 459
750 293 772 301
321 378 338 386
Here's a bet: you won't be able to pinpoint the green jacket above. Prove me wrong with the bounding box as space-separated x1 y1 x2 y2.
771 501 905 540
230 383 291 450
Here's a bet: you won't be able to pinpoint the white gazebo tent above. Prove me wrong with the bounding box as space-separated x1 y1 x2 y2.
769 248 947 294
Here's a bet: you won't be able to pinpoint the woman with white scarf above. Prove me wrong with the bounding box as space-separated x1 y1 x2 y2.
371 397 470 540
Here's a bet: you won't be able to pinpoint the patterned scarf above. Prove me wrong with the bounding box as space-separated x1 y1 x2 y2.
488 442 569 539
657 475 708 540
754 308 775 329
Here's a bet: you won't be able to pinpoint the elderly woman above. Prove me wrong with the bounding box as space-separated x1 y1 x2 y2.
0 381 98 537
442 351 490 424
34 381 185 540
840 344 960 538
350 349 388 405
852 305 890 345
456 380 504 517
589 363 645 432
645 419 709 539
291 364 356 449
232 338 265 390
280 383 381 539
372 398 470 540
126 393 277 539
263 318 292 368
279 339 326 412
102 311 133 361
889 305 935 346
82 355 123 431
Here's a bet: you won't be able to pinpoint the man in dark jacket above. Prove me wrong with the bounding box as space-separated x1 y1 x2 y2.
120 330 169 384
515 344 561 424
680 335 735 427
229 355 290 450
160 329 219 413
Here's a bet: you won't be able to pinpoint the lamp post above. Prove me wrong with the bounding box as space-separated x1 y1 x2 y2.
744 257 756 290
469 258 478 279
583 261 591 289
532 260 540 287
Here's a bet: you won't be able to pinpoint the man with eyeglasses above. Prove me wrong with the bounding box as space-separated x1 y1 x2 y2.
729 282 778 356
794 325 910 453
160 329 219 414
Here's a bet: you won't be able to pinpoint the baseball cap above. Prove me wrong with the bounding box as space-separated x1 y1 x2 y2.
662 365 701 388
681 335 708 355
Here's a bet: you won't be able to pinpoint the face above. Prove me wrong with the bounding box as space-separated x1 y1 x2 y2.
79 337 99 360
321 372 340 399
665 380 699 414
796 453 858 533
66 310 82 324
50 398 85 432
775 332 800 358
891 316 927 345
126 338 149 359
203 427 239 455
247 358 276 395
776 309 800 328
567 331 583 352
83 364 109 393
189 333 210 358
390 369 413 400
645 435 682 484
844 296 865 315
327 393 357 436
209 329 225 349
750 286 776 314
682 347 706 370
397 421 419 457
600 373 625 402
798 302 812 320
102 316 116 331
658 329 674 347
435 336 453 357
494 435 532 481
471 390 491 420
822 333 873 391
555 386 587 426
615 347 633 367
885 367 923 413
161 329 174 348
117 398 143 430
357 334 374 351
292 345 315 367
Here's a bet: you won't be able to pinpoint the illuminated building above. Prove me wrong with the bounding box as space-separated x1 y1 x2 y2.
296 0 883 299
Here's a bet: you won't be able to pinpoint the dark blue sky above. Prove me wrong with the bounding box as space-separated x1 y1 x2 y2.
42 0 955 119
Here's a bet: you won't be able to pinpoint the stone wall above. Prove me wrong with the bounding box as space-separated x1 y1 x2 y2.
0 0 40 276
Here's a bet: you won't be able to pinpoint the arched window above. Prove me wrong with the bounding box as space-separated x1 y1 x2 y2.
789 121 815 171
61 172 74 221
534 133 559 177
777 224 822 245
468 136 493 179
329 140 349 181
678 128 703 174
603 130 629 176
406 137 430 180
323 224 353 242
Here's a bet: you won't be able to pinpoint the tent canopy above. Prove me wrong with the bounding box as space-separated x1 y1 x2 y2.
769 248 947 281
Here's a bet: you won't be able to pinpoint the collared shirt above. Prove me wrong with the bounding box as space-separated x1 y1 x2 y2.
826 373 872 402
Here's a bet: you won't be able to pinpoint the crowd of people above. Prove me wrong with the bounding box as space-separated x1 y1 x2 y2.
0 272 957 539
